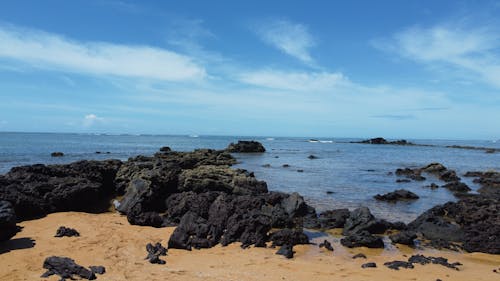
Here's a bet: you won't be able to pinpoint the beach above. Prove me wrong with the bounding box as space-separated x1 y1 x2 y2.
1 212 499 281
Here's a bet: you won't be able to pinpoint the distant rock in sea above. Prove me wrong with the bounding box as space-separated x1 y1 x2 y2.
226 140 266 153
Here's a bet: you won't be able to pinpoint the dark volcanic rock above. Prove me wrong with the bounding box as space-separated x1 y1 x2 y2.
146 242 168 264
439 170 460 182
340 231 384 248
41 256 97 280
0 160 122 220
319 240 334 251
55 226 80 237
442 181 471 193
342 207 389 235
0 200 18 241
276 244 294 259
408 254 461 270
396 179 411 183
269 228 309 246
159 146 171 152
362 262 377 268
318 209 350 229
352 253 367 259
307 154 318 159
389 230 417 246
384 260 414 270
89 266 105 275
226 141 265 153
51 152 64 157
395 168 426 181
357 138 413 145
374 189 419 202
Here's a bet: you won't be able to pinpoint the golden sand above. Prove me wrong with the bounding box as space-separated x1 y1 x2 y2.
1 212 499 281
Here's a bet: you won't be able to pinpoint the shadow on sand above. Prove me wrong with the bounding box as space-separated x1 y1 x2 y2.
0 237 36 255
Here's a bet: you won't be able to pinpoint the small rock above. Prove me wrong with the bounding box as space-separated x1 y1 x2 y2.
297 169 304 173
262 164 271 168
352 253 367 259
146 242 168 264
308 155 318 159
282 164 290 168
159 146 171 152
384 260 414 270
89 266 106 275
396 179 411 183
318 240 334 251
41 256 96 280
226 141 266 153
276 244 294 259
54 226 80 238
361 262 377 268
374 189 419 202
51 152 64 157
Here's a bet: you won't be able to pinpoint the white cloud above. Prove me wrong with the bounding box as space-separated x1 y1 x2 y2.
253 19 316 64
239 70 348 92
0 25 206 81
83 114 104 127
373 23 500 88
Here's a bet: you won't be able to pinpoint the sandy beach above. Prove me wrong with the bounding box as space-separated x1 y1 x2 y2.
1 212 498 281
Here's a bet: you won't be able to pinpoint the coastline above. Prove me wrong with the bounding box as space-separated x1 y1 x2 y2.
1 212 499 281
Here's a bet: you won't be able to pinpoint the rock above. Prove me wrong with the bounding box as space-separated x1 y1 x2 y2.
357 138 413 145
340 230 384 248
89 266 106 275
395 168 426 181
384 260 414 270
389 230 417 246
352 253 367 259
297 169 304 173
424 183 439 189
408 255 461 270
307 155 318 159
342 207 389 235
51 152 64 157
282 164 290 168
439 170 460 182
54 226 80 237
362 262 377 268
318 240 334 251
442 181 470 193
159 146 171 152
0 160 122 220
167 212 212 250
276 244 294 259
262 164 271 168
226 141 265 153
41 256 97 280
269 228 309 246
318 209 350 229
0 200 18 241
374 189 419 202
145 242 168 264
396 179 411 183
421 163 447 174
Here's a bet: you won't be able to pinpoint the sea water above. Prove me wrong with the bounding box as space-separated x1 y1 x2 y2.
1 132 499 222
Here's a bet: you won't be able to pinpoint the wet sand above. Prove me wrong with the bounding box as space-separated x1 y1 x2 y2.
0 212 498 281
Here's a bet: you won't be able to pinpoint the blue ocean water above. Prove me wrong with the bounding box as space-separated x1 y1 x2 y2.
1 132 499 222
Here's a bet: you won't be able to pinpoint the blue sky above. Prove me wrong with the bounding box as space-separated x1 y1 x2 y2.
0 0 499 139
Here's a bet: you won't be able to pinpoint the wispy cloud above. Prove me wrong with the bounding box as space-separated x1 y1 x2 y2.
373 22 500 88
0 25 206 81
253 19 316 64
239 69 348 92
83 114 104 127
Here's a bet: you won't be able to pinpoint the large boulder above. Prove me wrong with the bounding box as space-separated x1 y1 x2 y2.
0 200 18 241
341 231 384 248
318 209 350 229
342 207 389 235
226 141 266 153
0 160 122 220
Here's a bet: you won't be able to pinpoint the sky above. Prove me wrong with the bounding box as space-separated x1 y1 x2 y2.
0 0 499 139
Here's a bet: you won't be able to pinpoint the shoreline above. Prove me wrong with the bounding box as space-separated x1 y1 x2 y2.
1 212 499 281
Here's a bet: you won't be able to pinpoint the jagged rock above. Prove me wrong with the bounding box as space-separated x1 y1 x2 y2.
374 189 419 202
439 170 460 182
226 141 265 153
55 226 80 237
384 261 414 270
41 256 97 280
0 160 122 220
145 242 167 264
307 155 318 159
159 146 171 152
318 209 350 229
269 228 309 246
167 212 213 250
319 240 334 251
389 230 416 245
342 207 389 235
340 231 384 248
408 255 461 270
362 262 377 268
164 191 221 224
276 244 294 258
51 152 64 157
357 138 412 145
0 200 17 241
421 163 447 174
395 168 425 181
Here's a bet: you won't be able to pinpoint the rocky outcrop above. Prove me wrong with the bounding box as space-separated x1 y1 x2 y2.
269 228 309 246
55 226 80 237
389 230 417 246
50 152 64 157
408 196 499 254
374 189 419 202
226 141 266 153
0 160 122 220
0 200 18 241
340 230 384 248
465 171 500 197
342 207 390 235
355 138 413 145
395 168 426 181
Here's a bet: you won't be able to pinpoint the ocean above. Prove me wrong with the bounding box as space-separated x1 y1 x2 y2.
1 132 499 222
